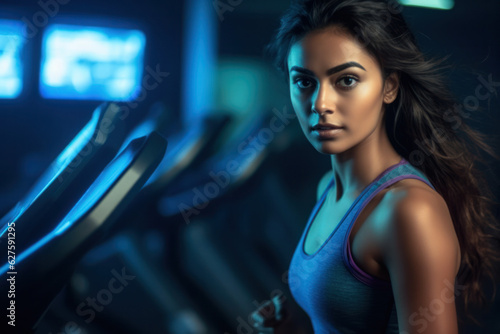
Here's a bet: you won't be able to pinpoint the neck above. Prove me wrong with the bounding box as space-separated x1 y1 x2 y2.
330 123 402 202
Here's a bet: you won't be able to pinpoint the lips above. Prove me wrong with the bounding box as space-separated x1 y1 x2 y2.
311 123 344 131
311 123 345 139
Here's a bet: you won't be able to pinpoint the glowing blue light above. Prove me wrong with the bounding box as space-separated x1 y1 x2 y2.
398 0 454 10
55 107 99 165
182 0 217 126
40 24 146 100
0 19 24 98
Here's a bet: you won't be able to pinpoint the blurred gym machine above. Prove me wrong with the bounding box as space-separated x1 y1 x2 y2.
0 102 168 333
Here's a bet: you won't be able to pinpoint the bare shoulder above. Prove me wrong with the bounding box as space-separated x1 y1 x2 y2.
391 178 449 219
316 169 334 201
390 179 452 230
382 178 461 276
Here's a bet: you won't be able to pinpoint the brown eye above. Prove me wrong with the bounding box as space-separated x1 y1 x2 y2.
337 76 359 89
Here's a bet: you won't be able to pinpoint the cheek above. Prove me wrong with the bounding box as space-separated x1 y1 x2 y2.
343 83 384 122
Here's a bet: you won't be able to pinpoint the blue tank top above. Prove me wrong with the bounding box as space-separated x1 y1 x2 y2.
288 158 436 334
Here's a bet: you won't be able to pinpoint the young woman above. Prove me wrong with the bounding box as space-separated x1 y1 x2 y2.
264 0 500 333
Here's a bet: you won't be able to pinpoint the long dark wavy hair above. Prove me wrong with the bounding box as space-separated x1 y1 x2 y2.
265 0 500 326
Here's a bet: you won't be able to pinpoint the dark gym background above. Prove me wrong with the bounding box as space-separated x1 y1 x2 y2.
0 0 499 333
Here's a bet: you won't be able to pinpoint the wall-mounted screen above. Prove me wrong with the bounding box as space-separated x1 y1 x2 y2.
0 19 24 99
40 24 146 101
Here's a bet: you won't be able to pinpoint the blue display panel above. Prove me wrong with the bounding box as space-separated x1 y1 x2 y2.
0 19 24 99
40 24 146 101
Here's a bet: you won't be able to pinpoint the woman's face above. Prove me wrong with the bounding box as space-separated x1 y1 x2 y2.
287 26 397 155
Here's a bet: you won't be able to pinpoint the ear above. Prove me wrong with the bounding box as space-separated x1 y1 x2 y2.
383 72 399 104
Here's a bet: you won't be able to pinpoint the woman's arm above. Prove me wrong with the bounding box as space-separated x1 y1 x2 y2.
382 187 461 334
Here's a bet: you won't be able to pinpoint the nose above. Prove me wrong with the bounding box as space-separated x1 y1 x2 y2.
312 83 334 115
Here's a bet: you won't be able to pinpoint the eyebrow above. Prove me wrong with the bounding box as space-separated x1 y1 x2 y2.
290 61 366 76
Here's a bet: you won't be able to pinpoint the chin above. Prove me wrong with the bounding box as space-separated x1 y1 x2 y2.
312 142 349 155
